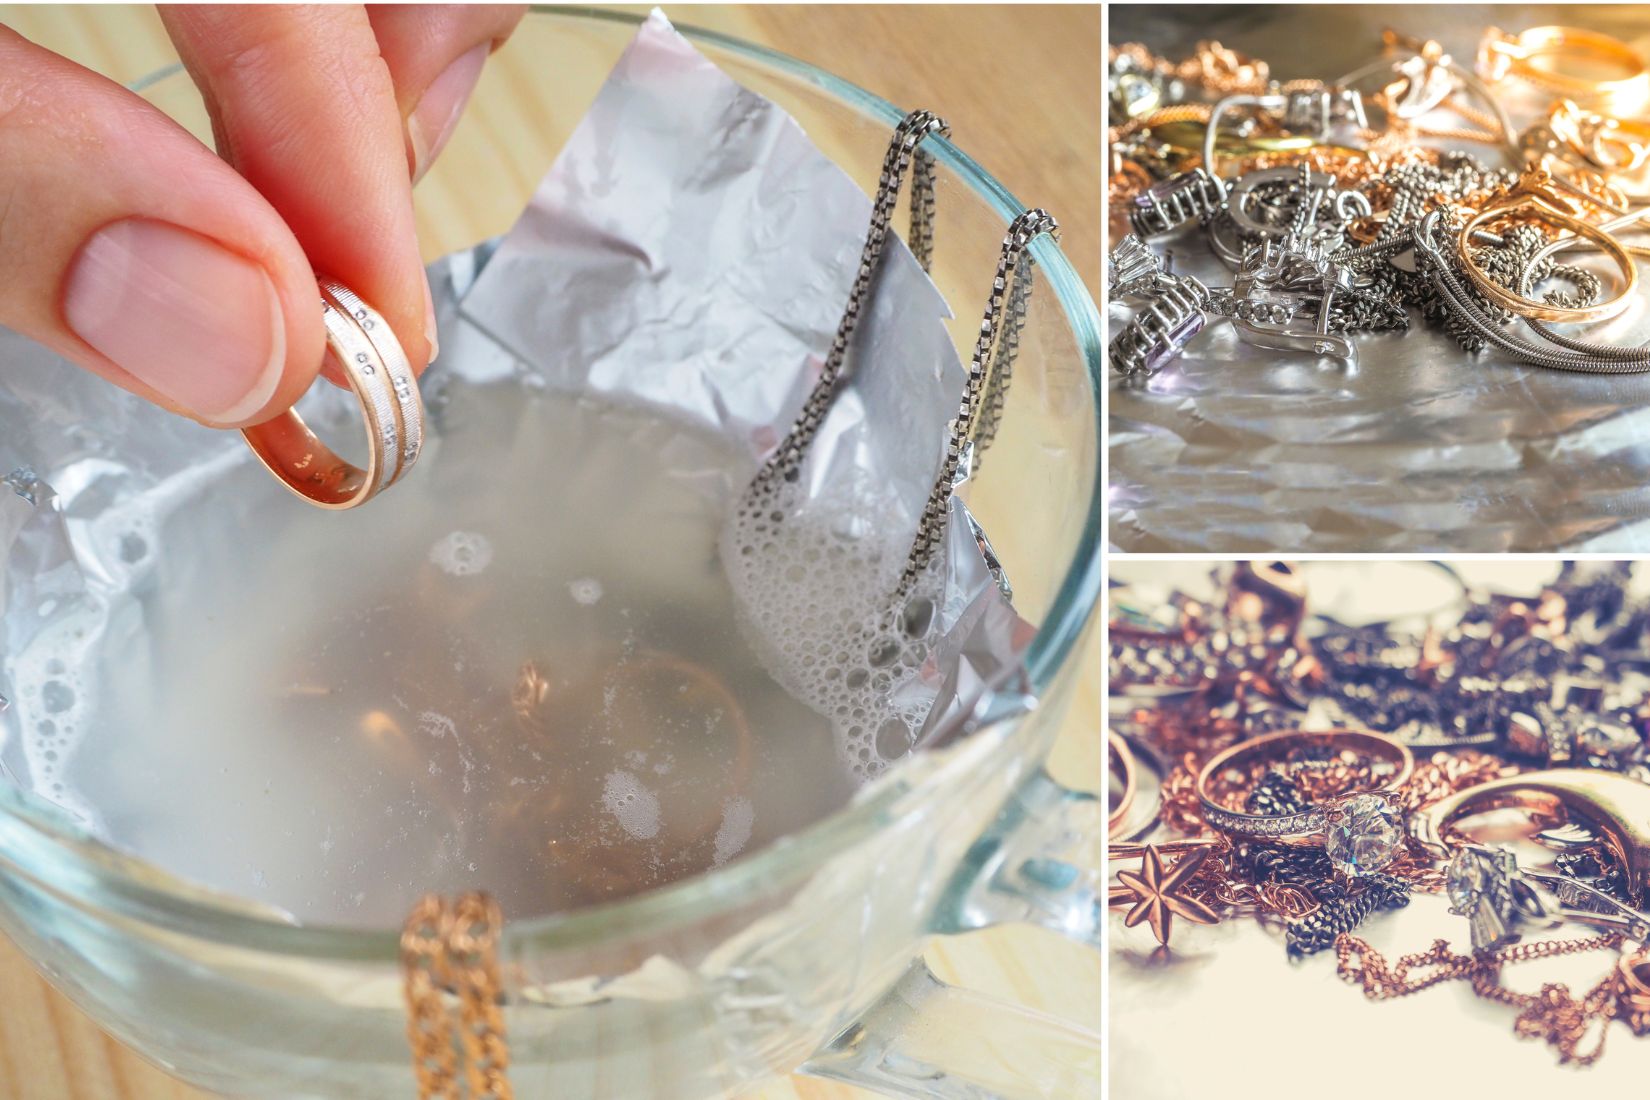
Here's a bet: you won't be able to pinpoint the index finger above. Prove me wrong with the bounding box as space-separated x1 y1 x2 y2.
159 4 435 377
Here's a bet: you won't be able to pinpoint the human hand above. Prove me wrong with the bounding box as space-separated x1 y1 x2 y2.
0 4 524 426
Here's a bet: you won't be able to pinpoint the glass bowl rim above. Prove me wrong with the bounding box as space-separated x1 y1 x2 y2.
0 4 1102 962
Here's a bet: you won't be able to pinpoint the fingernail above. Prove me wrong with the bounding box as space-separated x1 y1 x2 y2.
421 276 440 364
408 43 488 181
64 218 284 425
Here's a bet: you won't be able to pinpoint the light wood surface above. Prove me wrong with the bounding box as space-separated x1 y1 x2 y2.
0 6 1101 1099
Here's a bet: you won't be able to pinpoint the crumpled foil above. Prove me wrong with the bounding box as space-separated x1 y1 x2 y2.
458 11 1030 741
1109 5 1650 553
0 11 1029 845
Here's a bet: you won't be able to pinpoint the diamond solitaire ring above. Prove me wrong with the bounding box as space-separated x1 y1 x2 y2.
1446 843 1650 952
1196 728 1414 877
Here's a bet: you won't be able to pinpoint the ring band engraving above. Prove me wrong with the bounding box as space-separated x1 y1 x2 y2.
241 281 425 509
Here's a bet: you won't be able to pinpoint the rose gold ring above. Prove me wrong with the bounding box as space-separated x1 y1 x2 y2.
1620 951 1650 1028
1196 728 1414 850
1411 769 1650 901
1108 732 1138 839
241 281 424 509
1109 837 1219 862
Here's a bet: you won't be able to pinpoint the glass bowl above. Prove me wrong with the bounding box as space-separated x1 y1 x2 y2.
0 8 1101 1098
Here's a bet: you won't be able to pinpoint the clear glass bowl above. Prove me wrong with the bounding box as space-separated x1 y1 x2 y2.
0 9 1101 1098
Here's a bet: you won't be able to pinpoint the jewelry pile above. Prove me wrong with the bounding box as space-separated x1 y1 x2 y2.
1109 561 1650 1064
1107 26 1650 381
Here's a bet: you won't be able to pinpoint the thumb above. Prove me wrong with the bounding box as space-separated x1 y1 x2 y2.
0 26 323 427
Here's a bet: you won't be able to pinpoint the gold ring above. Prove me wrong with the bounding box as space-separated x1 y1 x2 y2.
1411 769 1650 899
1108 732 1138 839
1548 98 1650 175
1196 728 1414 851
1459 169 1639 323
241 281 425 509
1478 26 1650 113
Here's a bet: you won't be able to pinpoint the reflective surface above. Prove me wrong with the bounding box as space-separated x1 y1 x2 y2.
1109 5 1650 551
0 10 1102 1097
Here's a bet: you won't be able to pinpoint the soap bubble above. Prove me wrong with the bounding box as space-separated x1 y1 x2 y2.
428 531 493 577
720 469 941 778
568 577 604 605
41 680 76 714
601 770 661 839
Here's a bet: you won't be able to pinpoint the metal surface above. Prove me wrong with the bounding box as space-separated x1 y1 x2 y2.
1109 5 1650 551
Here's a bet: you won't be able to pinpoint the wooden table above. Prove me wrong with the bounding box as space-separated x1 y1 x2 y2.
0 6 1100 1098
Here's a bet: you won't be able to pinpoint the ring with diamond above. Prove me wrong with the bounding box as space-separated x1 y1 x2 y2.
241 280 425 510
1445 842 1650 952
1196 729 1414 876
1411 768 1650 903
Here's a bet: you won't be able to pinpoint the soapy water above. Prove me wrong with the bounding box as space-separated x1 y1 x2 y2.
722 466 943 779
601 769 662 840
0 383 926 925
428 530 494 577
712 795 755 867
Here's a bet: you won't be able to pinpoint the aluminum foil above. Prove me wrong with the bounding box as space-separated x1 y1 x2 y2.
0 11 1028 845
459 10 1031 737
1109 4 1650 552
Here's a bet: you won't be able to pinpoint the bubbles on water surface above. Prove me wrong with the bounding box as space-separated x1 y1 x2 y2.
712 796 755 866
0 387 866 923
601 770 662 839
428 531 493 576
41 680 76 714
118 532 149 563
721 471 941 779
568 577 604 605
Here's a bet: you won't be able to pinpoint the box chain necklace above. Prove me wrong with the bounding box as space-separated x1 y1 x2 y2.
395 106 1064 1095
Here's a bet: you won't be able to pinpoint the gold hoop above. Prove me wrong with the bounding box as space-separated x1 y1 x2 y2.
1548 98 1650 175
1108 732 1138 839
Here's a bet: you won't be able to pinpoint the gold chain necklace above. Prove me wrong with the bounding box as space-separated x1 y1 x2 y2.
401 893 514 1099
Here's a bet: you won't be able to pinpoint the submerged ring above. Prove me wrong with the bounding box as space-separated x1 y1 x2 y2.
241 281 425 509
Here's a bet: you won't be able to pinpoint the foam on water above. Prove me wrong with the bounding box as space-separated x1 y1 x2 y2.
601 769 662 839
712 795 754 866
10 598 105 824
0 387 858 925
721 468 942 778
428 530 493 576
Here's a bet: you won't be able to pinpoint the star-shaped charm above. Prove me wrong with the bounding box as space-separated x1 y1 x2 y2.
1115 844 1219 946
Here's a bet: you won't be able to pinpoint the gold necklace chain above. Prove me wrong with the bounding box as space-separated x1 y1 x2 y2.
1337 931 1628 1066
401 893 514 1099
